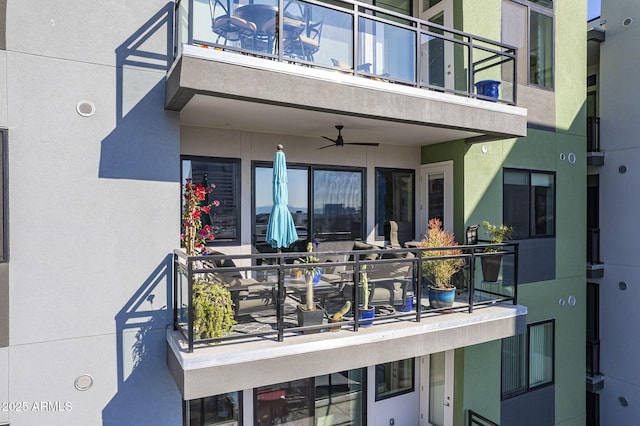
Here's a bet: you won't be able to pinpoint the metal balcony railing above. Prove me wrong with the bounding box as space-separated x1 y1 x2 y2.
468 409 499 426
174 0 518 104
587 116 600 152
587 228 600 264
173 243 519 352
587 339 601 376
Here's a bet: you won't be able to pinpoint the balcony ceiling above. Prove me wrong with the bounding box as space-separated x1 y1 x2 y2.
167 46 528 146
180 94 480 146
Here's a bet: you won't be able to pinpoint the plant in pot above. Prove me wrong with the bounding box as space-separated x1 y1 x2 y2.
358 265 375 326
181 178 219 256
181 179 235 340
420 218 465 309
192 279 237 339
480 221 513 283
296 242 324 332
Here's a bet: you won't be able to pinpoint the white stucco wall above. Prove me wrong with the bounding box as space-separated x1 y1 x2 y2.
3 1 182 425
594 2 640 424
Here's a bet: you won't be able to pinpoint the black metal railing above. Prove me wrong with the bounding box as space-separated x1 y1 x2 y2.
175 0 517 104
468 410 499 426
587 339 601 376
173 242 518 352
587 228 600 264
587 116 600 152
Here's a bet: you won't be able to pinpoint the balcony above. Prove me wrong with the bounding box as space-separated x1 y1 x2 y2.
587 228 604 278
587 116 604 166
167 244 526 399
586 339 604 392
166 0 527 146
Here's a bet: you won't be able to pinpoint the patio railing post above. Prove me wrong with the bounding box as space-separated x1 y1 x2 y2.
468 251 475 314
416 248 422 322
353 256 360 331
187 255 194 353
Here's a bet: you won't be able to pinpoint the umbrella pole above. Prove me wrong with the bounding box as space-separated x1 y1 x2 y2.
276 248 285 342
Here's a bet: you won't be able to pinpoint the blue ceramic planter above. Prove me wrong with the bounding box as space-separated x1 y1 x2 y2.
358 305 375 326
475 80 501 101
428 287 456 309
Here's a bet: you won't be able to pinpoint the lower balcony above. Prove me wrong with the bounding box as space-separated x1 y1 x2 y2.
167 244 526 399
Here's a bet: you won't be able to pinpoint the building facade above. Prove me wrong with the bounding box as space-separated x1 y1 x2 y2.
586 1 640 424
0 0 585 425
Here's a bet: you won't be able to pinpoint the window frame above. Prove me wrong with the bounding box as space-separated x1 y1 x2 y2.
0 129 6 262
375 358 415 401
501 319 555 400
184 391 242 426
252 161 366 249
374 167 415 241
509 0 555 90
181 155 241 245
503 168 556 239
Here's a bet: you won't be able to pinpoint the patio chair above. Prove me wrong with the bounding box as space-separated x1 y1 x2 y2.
204 249 277 316
283 19 323 61
384 220 402 248
210 0 257 49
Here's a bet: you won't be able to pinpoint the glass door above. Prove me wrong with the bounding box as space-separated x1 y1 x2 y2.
420 161 453 238
420 0 454 91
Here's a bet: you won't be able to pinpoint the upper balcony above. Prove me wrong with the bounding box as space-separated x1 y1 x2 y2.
167 244 526 399
587 116 604 166
166 0 527 146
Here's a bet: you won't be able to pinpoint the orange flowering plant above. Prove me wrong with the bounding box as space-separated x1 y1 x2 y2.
420 218 465 288
181 178 220 255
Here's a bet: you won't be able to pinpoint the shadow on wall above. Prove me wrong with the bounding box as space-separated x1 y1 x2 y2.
102 255 180 425
101 3 182 424
98 2 179 182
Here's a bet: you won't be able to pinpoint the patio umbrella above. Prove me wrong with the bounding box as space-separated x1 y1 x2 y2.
265 144 298 251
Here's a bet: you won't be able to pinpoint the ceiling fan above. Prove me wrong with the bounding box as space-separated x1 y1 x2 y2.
318 125 380 149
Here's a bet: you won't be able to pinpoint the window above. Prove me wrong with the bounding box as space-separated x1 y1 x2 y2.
185 392 241 425
375 358 414 400
182 157 241 243
255 369 365 425
0 129 6 262
375 168 414 242
501 320 555 399
254 163 364 252
503 169 555 239
503 1 554 89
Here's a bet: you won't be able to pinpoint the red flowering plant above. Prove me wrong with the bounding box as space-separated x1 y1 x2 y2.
181 178 220 255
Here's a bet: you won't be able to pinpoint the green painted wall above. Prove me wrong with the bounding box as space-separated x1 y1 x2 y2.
422 0 587 424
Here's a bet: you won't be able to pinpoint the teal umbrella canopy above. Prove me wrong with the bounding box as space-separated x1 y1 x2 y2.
266 145 298 250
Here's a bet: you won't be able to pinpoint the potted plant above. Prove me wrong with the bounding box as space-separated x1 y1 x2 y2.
480 221 513 283
181 178 218 256
192 279 237 339
180 179 235 340
329 300 351 332
420 218 465 309
296 242 324 332
358 264 375 326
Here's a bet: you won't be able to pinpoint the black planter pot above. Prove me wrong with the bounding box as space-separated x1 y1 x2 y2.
481 255 503 283
296 305 325 333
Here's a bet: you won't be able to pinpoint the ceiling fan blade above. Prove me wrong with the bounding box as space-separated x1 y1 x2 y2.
317 143 337 150
344 142 380 147
321 136 337 143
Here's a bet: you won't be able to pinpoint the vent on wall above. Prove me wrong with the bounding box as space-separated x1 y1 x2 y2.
622 17 633 27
